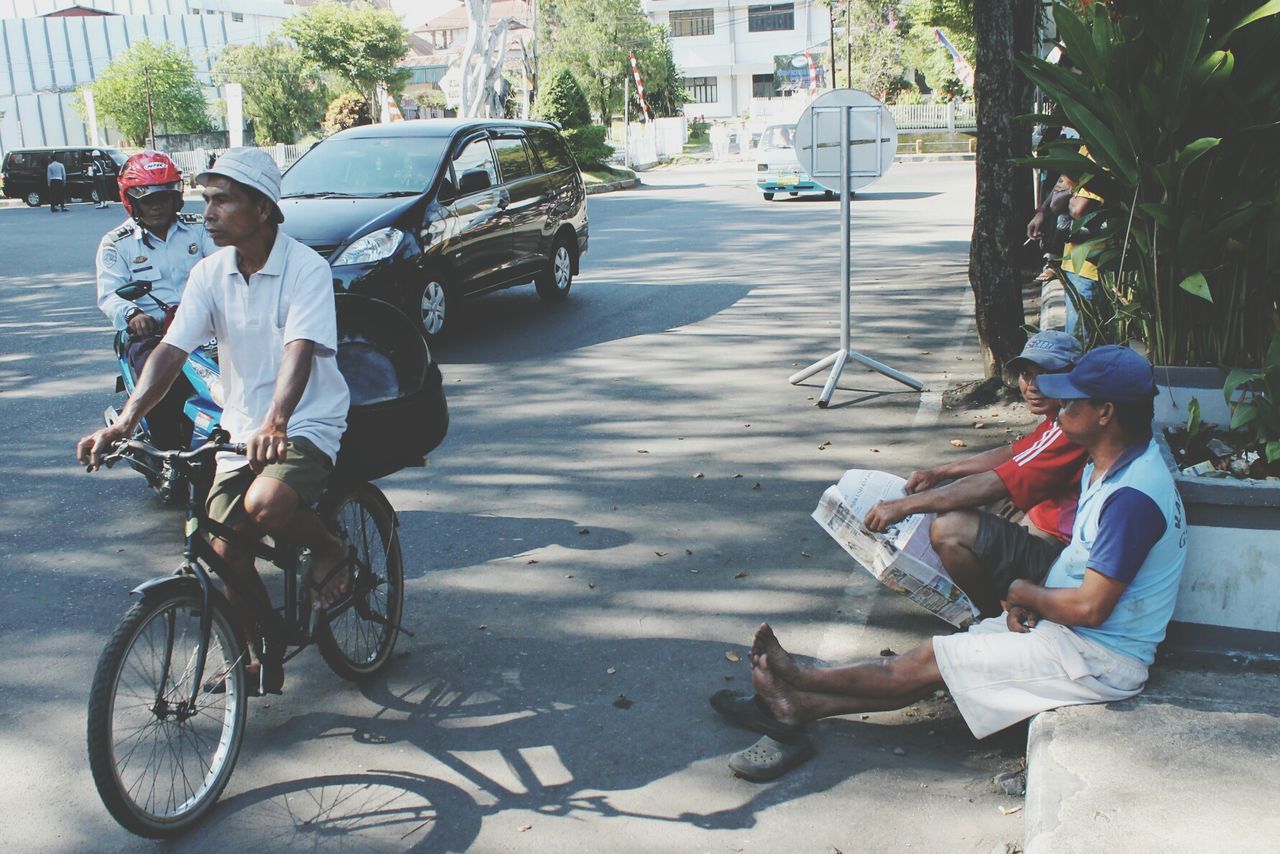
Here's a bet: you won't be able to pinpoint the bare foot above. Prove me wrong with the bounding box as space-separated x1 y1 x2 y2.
751 653 810 726
308 544 351 611
750 623 807 686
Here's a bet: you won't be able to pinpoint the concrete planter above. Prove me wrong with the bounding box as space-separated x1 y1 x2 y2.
1152 427 1280 658
1154 365 1232 428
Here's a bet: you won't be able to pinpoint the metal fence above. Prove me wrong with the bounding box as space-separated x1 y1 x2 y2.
888 102 976 130
169 142 309 184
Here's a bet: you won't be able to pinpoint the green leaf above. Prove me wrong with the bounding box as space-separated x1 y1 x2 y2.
1186 397 1203 437
1178 272 1213 302
1267 440 1280 464
1174 137 1221 173
1204 202 1263 242
1231 402 1259 430
1165 0 1210 104
1190 50 1235 89
1225 368 1263 403
1137 202 1173 229
1224 0 1280 40
1255 397 1280 433
1054 4 1106 85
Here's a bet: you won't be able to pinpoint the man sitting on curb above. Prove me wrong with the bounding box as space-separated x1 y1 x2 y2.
864 330 1088 615
711 346 1188 782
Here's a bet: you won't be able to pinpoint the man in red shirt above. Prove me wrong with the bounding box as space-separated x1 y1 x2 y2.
864 331 1086 615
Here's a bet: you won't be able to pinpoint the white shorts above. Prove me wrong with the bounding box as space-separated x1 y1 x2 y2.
933 616 1149 739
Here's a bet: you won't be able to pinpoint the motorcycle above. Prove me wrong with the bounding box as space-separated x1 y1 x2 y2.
105 280 224 503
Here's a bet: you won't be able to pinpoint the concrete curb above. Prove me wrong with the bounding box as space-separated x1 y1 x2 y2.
585 177 641 195
895 152 976 162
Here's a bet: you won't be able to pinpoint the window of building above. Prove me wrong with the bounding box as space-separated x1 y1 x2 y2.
685 76 718 103
748 3 794 32
231 12 244 22
670 8 714 37
752 73 780 99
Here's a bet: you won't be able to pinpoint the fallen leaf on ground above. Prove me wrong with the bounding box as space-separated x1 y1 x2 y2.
950 439 967 447
685 549 693 555
606 667 617 675
636 449 649 454
655 551 667 557
519 824 533 832
692 472 704 479
920 350 932 355
613 695 634 710
869 448 880 453
477 625 487 630
734 571 748 579
752 482 761 490
818 440 832 450
527 559 539 564
974 423 986 429
578 528 590 535
1000 805 1023 816
724 675 735 681
725 651 741 662
690 569 700 574
800 551 811 558
588 582 596 589
564 574 574 578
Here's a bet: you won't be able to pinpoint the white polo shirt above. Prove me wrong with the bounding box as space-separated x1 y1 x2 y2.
163 231 349 466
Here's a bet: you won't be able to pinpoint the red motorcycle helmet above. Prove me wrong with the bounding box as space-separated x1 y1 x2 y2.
117 151 184 219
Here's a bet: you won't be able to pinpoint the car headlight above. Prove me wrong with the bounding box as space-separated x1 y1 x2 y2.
333 228 404 266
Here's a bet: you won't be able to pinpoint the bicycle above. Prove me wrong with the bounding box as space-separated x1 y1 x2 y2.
85 433 408 838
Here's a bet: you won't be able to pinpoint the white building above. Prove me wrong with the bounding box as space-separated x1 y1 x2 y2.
641 0 829 120
0 0 299 156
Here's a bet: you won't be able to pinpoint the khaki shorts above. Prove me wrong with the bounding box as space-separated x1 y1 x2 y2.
933 616 1148 739
207 436 333 526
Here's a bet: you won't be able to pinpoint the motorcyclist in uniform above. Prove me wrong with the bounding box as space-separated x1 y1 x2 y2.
96 151 219 449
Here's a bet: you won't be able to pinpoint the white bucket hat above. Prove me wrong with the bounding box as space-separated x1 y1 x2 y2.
197 147 284 222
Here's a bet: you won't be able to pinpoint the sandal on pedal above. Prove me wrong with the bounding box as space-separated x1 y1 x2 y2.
728 734 815 782
307 544 355 614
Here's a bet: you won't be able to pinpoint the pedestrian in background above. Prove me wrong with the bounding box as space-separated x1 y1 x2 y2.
46 155 67 212
88 150 115 209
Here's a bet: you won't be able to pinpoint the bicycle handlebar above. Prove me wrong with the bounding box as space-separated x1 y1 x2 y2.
102 437 246 469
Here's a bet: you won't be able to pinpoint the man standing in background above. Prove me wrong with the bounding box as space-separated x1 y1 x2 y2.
46 155 67 212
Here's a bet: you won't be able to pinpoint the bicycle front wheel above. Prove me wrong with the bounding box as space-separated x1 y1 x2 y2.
315 483 405 680
87 587 248 838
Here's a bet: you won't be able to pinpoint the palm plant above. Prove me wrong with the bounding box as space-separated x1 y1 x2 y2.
1016 0 1280 368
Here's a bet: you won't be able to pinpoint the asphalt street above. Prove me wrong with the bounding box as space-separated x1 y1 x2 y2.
0 160 1031 852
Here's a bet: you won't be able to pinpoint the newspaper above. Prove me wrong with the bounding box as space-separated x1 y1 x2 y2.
812 469 980 628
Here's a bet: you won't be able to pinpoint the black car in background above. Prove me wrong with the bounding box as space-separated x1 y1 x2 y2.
279 119 589 339
1 146 126 206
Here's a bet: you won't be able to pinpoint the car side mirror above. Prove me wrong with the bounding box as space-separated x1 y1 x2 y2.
458 168 491 194
115 281 152 301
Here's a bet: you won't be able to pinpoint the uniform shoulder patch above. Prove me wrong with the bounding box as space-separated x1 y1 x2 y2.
111 223 135 241
178 213 203 225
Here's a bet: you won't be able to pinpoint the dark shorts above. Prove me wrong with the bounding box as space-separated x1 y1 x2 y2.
973 511 1064 595
207 436 332 526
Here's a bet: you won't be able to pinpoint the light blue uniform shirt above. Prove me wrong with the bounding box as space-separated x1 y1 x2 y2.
1043 436 1188 665
96 215 219 330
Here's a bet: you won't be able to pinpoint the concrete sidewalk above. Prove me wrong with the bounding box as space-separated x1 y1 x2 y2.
1024 662 1280 852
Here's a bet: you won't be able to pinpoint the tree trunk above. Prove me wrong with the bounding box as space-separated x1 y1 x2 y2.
968 0 1032 380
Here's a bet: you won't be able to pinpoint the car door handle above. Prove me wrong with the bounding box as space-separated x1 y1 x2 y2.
497 191 510 210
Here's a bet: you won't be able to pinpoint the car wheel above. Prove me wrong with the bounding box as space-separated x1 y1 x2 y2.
762 192 775 201
535 236 573 302
418 276 450 338
25 191 42 207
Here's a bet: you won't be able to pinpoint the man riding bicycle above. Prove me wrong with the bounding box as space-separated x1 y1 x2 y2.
96 151 218 449
78 148 352 695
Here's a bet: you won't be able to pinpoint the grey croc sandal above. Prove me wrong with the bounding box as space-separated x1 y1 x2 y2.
728 734 815 782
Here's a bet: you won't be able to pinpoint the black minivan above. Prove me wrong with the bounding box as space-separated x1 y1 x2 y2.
1 146 126 206
279 119 589 338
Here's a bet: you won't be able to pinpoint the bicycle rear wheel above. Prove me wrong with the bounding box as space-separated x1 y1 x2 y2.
315 483 404 680
87 587 248 837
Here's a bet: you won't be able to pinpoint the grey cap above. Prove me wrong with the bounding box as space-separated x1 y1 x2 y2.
1009 330 1084 372
196 147 283 220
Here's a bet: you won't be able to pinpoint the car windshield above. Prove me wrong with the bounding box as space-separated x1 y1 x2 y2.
281 137 449 198
760 125 796 150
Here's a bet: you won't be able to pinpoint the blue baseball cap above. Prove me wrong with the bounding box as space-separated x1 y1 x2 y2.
1008 330 1084 373
1036 345 1156 403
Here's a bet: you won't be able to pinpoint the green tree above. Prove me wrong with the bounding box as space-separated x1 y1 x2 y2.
838 1 909 97
539 0 654 127
532 68 591 127
213 40 330 144
281 1 410 109
78 40 212 145
628 29 687 118
322 91 374 136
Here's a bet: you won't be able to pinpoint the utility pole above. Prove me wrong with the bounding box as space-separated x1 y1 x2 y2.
828 3 836 87
623 72 631 168
144 66 156 149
